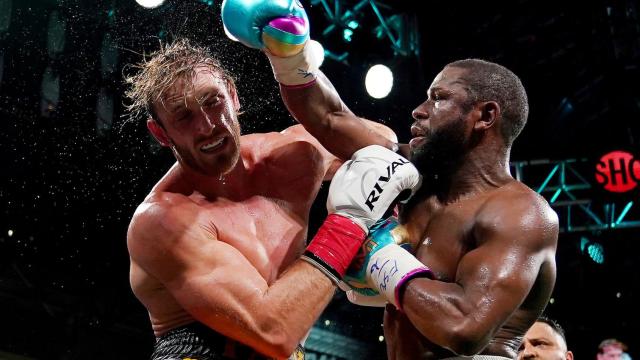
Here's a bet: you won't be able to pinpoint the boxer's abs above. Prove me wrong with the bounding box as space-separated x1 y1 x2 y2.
130 262 196 336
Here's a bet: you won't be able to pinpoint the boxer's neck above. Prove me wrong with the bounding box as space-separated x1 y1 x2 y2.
177 157 252 200
442 146 512 203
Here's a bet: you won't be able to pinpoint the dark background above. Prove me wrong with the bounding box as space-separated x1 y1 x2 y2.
0 0 639 358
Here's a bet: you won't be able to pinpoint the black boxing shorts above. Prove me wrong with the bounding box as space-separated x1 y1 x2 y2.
150 322 305 360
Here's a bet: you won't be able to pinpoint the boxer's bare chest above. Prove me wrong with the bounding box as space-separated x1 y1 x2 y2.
399 194 487 281
190 157 323 283
199 195 308 282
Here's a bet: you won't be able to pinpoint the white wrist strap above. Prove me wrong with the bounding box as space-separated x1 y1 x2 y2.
366 243 432 309
265 40 324 87
300 255 351 291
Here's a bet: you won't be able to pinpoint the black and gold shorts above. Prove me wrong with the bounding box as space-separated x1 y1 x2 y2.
151 322 304 360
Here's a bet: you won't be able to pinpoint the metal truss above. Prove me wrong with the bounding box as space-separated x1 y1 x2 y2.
511 158 639 233
310 0 419 64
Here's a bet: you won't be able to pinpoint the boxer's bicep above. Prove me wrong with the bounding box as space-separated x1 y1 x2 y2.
452 196 559 341
128 200 275 344
401 194 558 354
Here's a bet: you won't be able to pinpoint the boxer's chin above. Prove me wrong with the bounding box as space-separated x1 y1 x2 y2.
410 117 467 186
201 148 240 177
175 141 240 177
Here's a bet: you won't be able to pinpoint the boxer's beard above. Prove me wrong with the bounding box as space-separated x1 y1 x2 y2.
410 115 468 198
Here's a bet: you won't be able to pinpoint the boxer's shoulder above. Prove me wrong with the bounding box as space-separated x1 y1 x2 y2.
473 181 559 244
129 192 212 247
479 180 551 214
242 128 328 171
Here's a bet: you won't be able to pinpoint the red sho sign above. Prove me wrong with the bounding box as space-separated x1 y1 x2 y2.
594 150 640 193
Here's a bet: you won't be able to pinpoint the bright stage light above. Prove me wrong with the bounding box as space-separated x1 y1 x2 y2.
135 0 165 9
365 64 393 99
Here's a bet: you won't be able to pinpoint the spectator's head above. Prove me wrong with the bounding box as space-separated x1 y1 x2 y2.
518 316 573 360
598 339 628 360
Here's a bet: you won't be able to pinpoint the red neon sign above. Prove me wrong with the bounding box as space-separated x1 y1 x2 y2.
594 150 640 193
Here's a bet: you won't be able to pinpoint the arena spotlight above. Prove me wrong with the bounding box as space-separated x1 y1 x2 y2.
342 28 353 42
135 0 165 9
365 64 393 99
580 236 604 264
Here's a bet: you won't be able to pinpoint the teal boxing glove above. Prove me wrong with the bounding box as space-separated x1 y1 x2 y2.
221 0 324 86
344 217 433 310
221 0 308 57
343 218 400 307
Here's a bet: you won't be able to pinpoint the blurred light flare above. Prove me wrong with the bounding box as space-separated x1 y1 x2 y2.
135 0 165 9
365 64 393 99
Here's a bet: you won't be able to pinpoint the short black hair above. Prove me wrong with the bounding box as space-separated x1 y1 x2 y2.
537 315 567 344
446 59 529 147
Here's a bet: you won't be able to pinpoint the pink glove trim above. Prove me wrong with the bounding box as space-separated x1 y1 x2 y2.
279 78 317 89
394 267 433 312
268 16 307 35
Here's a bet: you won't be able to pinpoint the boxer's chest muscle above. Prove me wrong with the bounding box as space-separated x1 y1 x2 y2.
400 197 482 281
195 157 321 284
203 195 309 283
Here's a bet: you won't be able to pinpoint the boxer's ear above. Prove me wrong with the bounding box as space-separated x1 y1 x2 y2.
473 100 500 131
147 118 172 147
226 78 241 112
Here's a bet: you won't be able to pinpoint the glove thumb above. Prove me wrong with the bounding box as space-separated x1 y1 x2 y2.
346 290 388 307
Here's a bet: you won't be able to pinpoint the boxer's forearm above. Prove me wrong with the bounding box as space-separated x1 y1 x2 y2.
251 261 336 358
280 72 395 160
192 261 334 360
401 279 494 355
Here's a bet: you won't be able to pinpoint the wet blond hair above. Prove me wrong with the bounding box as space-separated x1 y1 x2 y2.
124 38 236 124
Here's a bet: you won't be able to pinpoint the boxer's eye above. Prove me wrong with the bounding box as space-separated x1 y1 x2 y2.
428 90 442 102
174 110 189 122
204 97 221 108
199 93 222 108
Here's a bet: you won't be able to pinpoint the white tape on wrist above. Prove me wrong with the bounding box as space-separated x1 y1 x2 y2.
265 40 324 87
366 243 432 309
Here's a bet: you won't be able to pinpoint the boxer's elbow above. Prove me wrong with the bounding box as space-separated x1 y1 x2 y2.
261 335 299 359
446 323 491 356
257 339 298 359
255 317 301 358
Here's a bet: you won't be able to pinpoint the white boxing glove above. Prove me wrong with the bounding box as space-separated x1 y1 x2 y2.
344 217 432 310
346 290 388 307
327 145 421 232
302 145 421 286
